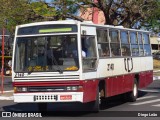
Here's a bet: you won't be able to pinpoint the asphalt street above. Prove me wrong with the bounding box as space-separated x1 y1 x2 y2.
0 77 160 120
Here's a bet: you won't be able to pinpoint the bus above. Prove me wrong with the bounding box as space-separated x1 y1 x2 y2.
12 20 153 112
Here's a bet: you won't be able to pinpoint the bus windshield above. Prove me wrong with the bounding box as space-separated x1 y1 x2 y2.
14 35 79 72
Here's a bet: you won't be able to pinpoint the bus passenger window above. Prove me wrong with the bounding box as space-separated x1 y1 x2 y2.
120 31 131 56
143 33 151 56
109 30 121 56
130 32 139 56
144 45 151 56
138 33 144 56
98 43 110 57
97 29 110 57
121 45 130 56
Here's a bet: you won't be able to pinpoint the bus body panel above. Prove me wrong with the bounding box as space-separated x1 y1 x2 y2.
14 92 83 103
139 71 153 88
12 20 153 106
105 74 134 97
82 79 98 103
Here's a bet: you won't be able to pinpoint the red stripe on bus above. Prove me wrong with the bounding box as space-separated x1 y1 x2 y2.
13 80 84 87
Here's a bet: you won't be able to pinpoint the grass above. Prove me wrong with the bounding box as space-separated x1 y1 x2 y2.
153 59 160 70
153 59 160 76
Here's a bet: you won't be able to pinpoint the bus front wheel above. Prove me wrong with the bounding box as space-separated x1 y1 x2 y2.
91 86 102 112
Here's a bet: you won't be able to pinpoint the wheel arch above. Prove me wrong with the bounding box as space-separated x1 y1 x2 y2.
98 79 106 98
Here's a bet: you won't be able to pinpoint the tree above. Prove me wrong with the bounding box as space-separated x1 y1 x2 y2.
49 0 160 30
74 0 159 29
143 1 160 32
0 0 58 34
0 0 30 34
50 0 84 21
0 0 159 34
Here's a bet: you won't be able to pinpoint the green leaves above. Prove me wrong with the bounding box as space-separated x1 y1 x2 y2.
31 2 56 18
0 0 159 34
0 0 58 34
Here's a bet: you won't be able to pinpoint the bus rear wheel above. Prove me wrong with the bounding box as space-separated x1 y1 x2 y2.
127 79 138 102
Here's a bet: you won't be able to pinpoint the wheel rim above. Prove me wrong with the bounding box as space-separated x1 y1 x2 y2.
99 92 101 105
133 83 137 97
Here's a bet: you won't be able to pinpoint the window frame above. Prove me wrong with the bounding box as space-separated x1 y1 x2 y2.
130 32 139 56
120 30 131 56
109 29 121 57
97 28 111 58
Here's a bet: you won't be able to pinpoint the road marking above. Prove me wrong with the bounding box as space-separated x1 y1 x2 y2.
137 96 157 100
0 96 13 100
130 99 160 105
152 104 160 107
140 89 160 93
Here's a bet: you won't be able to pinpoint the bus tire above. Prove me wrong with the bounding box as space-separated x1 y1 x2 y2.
38 103 47 112
127 79 138 102
92 87 101 112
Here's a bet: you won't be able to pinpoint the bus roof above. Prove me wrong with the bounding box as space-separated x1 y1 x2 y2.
16 20 150 33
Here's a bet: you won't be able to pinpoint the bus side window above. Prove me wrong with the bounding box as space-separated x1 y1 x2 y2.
143 33 151 56
110 30 120 56
97 29 110 57
130 32 139 56
138 33 144 56
120 31 131 56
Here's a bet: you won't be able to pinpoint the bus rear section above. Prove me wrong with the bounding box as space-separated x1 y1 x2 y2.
12 20 153 112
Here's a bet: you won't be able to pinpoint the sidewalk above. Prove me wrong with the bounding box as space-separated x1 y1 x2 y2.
153 70 160 80
0 90 13 100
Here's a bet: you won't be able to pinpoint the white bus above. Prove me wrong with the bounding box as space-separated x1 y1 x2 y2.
12 20 153 111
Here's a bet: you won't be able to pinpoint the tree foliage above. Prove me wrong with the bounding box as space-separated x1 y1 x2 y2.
0 0 159 34
75 0 160 30
50 0 160 31
0 0 58 34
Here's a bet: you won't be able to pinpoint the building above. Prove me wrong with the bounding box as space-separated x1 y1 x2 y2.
150 36 160 53
80 7 105 24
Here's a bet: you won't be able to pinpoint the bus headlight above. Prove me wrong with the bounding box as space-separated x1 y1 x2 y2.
66 86 83 91
21 87 28 92
15 87 28 92
66 86 72 91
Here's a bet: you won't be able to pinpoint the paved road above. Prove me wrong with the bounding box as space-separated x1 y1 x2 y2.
0 77 160 120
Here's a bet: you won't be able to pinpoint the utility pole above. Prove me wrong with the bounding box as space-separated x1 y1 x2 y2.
1 27 5 94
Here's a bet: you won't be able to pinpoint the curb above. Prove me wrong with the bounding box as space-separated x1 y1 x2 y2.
0 90 13 100
0 96 13 100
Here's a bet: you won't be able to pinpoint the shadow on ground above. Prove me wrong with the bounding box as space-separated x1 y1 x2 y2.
2 91 148 117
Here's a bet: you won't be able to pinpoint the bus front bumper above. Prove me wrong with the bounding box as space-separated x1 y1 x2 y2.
13 92 83 103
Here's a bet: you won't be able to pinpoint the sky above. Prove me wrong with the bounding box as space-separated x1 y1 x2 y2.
46 0 52 3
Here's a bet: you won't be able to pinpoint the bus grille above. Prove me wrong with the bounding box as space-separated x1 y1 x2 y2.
28 86 66 92
34 95 58 101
